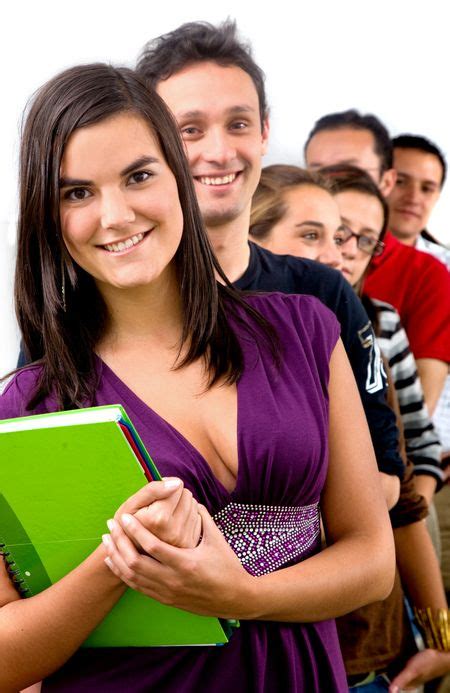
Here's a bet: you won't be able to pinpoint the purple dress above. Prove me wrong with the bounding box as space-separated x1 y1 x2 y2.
0 293 347 692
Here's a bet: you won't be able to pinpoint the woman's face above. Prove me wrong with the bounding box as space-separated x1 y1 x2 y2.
333 190 384 288
257 185 343 269
59 112 184 294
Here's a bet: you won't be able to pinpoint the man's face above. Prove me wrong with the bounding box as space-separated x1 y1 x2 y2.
387 148 443 244
305 127 395 196
157 61 269 229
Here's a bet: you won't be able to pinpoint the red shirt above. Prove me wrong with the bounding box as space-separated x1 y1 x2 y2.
363 232 450 362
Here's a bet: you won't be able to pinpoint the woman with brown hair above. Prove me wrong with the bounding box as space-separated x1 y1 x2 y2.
0 66 394 692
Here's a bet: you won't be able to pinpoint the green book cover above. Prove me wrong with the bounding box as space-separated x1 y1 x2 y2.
0 405 232 647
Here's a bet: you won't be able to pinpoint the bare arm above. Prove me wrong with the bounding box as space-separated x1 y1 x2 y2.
416 358 448 416
104 340 396 622
414 475 438 505
379 471 401 510
0 547 125 692
394 519 447 609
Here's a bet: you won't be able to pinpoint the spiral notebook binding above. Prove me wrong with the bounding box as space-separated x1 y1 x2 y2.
0 542 30 596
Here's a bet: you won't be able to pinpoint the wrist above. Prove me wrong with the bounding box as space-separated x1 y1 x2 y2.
415 607 450 651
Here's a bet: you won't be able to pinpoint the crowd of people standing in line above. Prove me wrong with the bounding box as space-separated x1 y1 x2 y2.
1 18 450 693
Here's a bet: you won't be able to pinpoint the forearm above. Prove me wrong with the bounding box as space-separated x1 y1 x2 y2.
0 545 126 691
414 475 437 505
240 531 394 622
416 358 448 416
394 520 447 608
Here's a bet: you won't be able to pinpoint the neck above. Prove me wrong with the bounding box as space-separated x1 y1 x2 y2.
206 217 251 283
97 266 183 353
389 228 418 247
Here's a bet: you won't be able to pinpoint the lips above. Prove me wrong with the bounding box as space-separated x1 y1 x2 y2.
395 208 421 219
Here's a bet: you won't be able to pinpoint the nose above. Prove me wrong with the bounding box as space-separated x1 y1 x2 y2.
402 181 421 205
341 234 358 260
202 128 236 166
319 239 343 269
100 190 135 230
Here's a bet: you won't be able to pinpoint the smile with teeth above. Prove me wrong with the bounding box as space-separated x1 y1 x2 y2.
102 232 147 253
197 173 237 186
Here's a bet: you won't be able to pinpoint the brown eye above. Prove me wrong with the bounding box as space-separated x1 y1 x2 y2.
65 187 90 201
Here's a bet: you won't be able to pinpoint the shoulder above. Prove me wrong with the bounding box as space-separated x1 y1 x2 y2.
244 292 341 356
0 365 45 419
371 298 401 331
245 243 345 295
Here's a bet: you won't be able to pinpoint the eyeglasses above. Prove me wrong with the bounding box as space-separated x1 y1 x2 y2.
334 226 385 256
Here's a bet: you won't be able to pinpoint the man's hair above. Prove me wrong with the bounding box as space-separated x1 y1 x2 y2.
305 109 393 173
392 134 447 187
250 165 333 241
136 19 268 128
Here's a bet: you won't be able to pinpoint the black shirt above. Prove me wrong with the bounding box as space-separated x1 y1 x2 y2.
234 243 404 478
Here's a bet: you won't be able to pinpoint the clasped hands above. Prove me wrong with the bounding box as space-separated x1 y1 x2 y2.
101 478 252 619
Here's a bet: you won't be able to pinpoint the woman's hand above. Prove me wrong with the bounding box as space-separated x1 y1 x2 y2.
389 648 450 691
102 504 254 620
113 478 202 549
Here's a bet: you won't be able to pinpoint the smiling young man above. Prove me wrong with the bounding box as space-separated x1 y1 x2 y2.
389 134 450 267
304 110 450 420
136 22 408 504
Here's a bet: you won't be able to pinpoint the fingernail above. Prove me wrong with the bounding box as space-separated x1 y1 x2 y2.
121 513 133 526
102 533 111 547
104 557 113 570
163 478 182 489
106 519 115 531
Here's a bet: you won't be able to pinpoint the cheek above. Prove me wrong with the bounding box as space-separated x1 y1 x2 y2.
60 208 94 250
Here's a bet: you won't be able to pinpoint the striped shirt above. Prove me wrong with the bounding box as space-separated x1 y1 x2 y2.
368 297 444 483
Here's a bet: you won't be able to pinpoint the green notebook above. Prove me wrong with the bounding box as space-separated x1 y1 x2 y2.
0 404 236 647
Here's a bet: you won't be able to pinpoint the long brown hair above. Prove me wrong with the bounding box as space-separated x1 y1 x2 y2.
16 63 275 409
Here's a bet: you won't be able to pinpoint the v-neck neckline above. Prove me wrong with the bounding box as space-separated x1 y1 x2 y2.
97 357 242 498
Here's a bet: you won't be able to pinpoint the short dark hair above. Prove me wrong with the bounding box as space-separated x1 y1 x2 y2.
15 63 275 409
392 134 447 187
250 165 333 241
305 109 393 173
136 19 268 128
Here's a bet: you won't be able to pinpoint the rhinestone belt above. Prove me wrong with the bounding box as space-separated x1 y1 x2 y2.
213 501 320 576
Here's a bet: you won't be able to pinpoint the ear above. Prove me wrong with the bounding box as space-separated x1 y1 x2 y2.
379 168 397 198
261 117 270 156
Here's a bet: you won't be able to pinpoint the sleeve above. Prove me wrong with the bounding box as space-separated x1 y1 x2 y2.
0 367 44 420
383 312 444 485
389 459 428 529
405 258 450 361
335 282 405 478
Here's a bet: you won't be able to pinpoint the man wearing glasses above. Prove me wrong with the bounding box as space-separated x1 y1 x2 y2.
304 109 450 424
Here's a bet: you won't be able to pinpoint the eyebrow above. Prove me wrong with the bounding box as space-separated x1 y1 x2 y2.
59 156 159 188
295 221 324 229
340 216 379 236
176 104 256 120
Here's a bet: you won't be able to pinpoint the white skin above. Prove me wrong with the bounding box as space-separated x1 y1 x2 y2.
334 189 450 692
251 184 343 270
157 61 269 281
0 111 395 690
388 147 443 246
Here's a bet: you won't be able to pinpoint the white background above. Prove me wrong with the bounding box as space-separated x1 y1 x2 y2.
2 0 449 375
